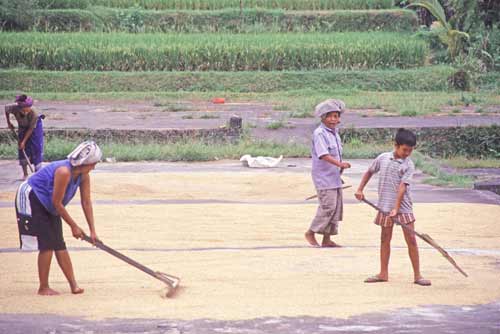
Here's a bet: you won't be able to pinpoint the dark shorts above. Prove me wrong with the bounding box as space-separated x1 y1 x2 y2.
30 191 67 251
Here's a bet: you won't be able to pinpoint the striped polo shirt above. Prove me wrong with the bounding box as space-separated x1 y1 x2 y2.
368 152 415 213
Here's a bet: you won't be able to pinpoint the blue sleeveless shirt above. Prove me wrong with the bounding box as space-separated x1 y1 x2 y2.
28 159 82 215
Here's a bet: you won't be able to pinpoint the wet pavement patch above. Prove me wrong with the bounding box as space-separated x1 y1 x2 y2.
1 302 499 334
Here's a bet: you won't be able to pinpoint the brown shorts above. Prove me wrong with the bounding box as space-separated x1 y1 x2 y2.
309 188 343 235
374 212 415 228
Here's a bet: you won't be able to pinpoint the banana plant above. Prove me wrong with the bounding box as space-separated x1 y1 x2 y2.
406 0 469 59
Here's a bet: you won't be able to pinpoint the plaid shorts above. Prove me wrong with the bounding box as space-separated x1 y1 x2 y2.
374 212 415 228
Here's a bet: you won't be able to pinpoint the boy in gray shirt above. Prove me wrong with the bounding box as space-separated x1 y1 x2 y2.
305 99 351 247
355 128 431 286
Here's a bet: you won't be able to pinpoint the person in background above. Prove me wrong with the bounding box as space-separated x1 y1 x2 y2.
5 94 44 179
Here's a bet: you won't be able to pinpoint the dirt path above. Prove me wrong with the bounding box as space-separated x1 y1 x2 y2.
2 100 500 144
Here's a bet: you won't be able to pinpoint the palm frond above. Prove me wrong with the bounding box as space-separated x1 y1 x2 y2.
406 0 450 30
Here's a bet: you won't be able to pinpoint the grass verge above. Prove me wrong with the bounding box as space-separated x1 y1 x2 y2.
413 151 475 188
441 157 500 169
0 67 466 93
0 137 391 162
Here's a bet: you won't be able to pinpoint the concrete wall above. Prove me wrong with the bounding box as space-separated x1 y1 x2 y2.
0 116 243 144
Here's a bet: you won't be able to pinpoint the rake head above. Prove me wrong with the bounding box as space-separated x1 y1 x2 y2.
156 271 181 298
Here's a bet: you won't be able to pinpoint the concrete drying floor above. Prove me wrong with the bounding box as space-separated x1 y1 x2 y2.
0 159 499 333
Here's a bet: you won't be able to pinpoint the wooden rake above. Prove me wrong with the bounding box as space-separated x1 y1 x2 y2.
82 235 180 297
361 198 468 277
10 128 34 173
305 185 352 200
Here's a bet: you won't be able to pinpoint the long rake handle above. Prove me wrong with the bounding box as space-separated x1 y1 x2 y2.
22 149 34 173
82 235 177 285
305 185 352 200
361 198 468 277
10 128 34 173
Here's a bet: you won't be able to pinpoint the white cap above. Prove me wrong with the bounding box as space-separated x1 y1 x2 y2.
314 99 346 118
67 141 102 167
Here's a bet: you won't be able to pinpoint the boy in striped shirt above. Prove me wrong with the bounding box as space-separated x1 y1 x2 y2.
355 128 431 286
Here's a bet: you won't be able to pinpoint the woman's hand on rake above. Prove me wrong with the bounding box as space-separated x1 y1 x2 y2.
71 225 84 239
89 230 99 245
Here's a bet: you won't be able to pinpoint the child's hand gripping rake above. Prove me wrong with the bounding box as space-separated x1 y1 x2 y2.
82 234 180 297
360 198 468 278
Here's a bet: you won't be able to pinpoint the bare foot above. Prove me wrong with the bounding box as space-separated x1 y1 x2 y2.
321 241 342 248
305 231 320 247
71 287 84 294
38 287 60 296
